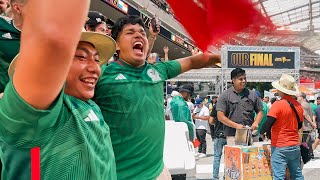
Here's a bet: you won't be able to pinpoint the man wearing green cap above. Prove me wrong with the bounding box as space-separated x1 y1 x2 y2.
0 0 118 179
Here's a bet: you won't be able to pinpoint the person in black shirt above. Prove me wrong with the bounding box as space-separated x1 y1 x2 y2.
209 100 226 180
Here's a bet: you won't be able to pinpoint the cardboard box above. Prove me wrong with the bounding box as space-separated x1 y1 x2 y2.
225 144 272 180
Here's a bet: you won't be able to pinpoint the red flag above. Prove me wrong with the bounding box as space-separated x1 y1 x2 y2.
192 138 201 148
167 0 274 52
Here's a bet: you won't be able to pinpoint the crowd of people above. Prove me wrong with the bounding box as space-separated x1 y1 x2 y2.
166 68 320 180
0 1 318 180
0 0 221 179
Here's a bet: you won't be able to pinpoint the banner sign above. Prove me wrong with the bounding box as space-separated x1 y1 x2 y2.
103 0 128 14
222 46 300 69
102 0 196 51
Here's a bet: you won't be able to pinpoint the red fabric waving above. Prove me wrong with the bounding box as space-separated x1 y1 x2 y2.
167 0 274 52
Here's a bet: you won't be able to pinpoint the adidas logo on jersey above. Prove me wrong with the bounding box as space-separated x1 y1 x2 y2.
115 73 126 80
2 33 12 39
84 110 99 122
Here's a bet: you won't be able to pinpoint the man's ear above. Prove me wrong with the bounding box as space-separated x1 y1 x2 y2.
231 78 235 84
12 3 21 14
116 41 120 51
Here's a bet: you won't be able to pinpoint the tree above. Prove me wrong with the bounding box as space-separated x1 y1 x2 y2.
246 82 273 96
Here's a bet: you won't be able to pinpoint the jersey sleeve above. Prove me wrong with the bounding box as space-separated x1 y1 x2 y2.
154 60 181 80
0 80 64 148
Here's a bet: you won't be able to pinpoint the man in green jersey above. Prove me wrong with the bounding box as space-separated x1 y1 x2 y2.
0 0 26 92
169 84 195 141
0 0 8 15
0 0 118 179
256 91 269 140
94 15 221 180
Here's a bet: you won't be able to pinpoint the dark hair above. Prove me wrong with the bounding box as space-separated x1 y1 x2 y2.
179 84 194 94
317 96 320 100
85 23 105 32
231 68 246 79
300 92 307 99
111 15 145 40
270 97 277 104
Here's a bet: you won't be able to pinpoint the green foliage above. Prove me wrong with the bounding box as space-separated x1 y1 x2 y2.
246 82 272 96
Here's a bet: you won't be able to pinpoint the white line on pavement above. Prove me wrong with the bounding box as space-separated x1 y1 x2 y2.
196 164 224 174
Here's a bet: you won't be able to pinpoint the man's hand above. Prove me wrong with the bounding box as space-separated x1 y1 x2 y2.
147 21 160 56
311 122 317 129
208 53 221 66
148 21 160 37
235 123 245 129
251 122 259 130
163 46 169 61
163 46 169 54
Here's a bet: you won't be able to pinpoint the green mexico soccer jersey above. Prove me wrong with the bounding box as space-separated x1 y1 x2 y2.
0 16 21 92
94 60 181 180
0 81 117 180
170 95 194 140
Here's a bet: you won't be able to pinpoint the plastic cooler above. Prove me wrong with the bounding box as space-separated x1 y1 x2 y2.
163 120 196 178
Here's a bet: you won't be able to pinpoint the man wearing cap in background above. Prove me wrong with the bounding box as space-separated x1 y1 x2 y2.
0 0 8 15
193 98 210 158
168 84 196 140
0 0 118 178
217 68 263 145
85 11 110 35
105 18 114 36
260 74 304 180
0 0 26 93
297 92 316 159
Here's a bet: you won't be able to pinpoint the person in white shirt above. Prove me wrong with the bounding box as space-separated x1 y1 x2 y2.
263 96 272 109
193 98 210 158
186 99 194 113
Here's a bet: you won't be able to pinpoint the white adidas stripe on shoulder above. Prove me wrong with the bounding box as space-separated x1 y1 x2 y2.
0 15 13 24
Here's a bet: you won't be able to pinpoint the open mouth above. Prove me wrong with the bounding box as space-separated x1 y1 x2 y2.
133 41 143 55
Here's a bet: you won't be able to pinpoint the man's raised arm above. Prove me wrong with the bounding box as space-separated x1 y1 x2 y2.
177 53 220 73
13 0 90 109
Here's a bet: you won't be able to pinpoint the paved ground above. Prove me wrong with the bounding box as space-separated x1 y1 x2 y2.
186 134 320 180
